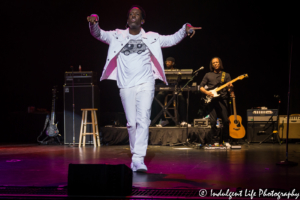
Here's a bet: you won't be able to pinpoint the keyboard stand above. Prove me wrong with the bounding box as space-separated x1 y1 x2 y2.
151 88 179 126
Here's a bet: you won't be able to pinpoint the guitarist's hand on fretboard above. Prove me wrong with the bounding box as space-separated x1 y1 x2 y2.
227 82 235 97
227 82 233 91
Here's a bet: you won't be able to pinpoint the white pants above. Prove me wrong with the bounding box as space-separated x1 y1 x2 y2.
119 82 154 160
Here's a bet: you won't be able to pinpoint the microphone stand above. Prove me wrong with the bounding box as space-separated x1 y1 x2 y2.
172 71 200 146
276 35 297 166
183 72 199 141
275 97 281 144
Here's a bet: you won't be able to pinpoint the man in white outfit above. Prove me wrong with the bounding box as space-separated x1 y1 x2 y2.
87 5 201 172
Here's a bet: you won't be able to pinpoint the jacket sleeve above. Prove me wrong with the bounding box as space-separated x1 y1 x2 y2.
158 23 189 48
89 15 113 45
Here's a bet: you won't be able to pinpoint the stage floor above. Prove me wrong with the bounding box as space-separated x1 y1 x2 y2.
0 143 299 191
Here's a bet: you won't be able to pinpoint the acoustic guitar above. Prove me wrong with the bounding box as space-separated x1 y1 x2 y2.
228 97 245 139
203 74 248 104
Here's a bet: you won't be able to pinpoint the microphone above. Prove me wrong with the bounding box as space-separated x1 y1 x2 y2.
188 29 193 34
194 66 204 73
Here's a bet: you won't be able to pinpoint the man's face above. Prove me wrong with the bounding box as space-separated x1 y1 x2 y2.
212 58 220 70
127 7 144 29
165 60 174 68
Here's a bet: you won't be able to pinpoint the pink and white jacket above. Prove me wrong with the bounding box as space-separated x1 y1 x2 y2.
89 23 189 85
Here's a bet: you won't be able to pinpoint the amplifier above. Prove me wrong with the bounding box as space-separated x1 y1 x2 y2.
65 71 97 86
247 121 278 143
194 118 210 127
247 109 278 121
278 115 300 139
64 85 100 144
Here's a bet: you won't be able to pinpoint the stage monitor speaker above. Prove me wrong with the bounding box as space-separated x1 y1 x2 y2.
278 115 300 139
68 164 132 196
64 85 100 144
247 121 278 143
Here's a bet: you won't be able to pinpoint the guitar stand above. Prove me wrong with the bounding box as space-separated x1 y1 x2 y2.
38 116 62 145
39 137 54 145
39 136 62 145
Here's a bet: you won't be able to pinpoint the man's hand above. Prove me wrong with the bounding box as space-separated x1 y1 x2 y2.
87 15 98 24
227 82 235 98
227 82 233 91
206 91 214 98
186 24 202 38
200 87 213 97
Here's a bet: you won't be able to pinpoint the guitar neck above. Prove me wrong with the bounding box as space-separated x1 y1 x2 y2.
215 76 240 92
232 97 237 120
50 89 56 125
50 100 55 124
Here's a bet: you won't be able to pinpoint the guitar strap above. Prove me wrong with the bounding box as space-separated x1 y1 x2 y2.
221 71 226 83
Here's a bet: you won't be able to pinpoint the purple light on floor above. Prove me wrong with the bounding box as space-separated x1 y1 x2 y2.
6 159 21 162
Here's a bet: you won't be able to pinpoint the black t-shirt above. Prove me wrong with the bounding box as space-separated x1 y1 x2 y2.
200 71 231 99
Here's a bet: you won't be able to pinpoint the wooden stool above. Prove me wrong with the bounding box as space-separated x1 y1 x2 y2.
79 108 100 147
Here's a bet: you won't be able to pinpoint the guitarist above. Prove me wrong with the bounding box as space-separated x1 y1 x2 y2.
199 57 234 146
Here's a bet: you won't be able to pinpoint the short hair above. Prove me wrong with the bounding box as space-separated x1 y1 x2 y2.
166 57 175 62
209 57 224 72
127 5 146 20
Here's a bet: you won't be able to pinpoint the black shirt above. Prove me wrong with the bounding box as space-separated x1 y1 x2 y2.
200 71 231 99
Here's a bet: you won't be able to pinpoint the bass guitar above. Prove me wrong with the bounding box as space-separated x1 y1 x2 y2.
37 86 61 144
46 86 60 137
203 74 248 104
228 97 245 139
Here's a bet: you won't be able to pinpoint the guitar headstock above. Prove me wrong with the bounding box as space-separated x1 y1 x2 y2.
52 86 58 98
238 74 248 80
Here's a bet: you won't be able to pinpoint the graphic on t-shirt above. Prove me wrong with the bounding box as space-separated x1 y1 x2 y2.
121 40 147 56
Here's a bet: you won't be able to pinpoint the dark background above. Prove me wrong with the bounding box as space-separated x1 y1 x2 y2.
2 0 299 141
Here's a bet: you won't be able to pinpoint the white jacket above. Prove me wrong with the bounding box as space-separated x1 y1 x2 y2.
89 23 188 85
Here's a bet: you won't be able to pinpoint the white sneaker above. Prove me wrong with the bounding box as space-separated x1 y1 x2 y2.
180 121 187 126
131 159 148 172
225 142 231 149
180 121 191 127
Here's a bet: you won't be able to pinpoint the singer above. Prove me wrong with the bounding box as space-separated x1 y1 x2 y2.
87 5 201 172
199 57 234 147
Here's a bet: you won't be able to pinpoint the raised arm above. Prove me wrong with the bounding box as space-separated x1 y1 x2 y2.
159 23 202 48
87 14 113 45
